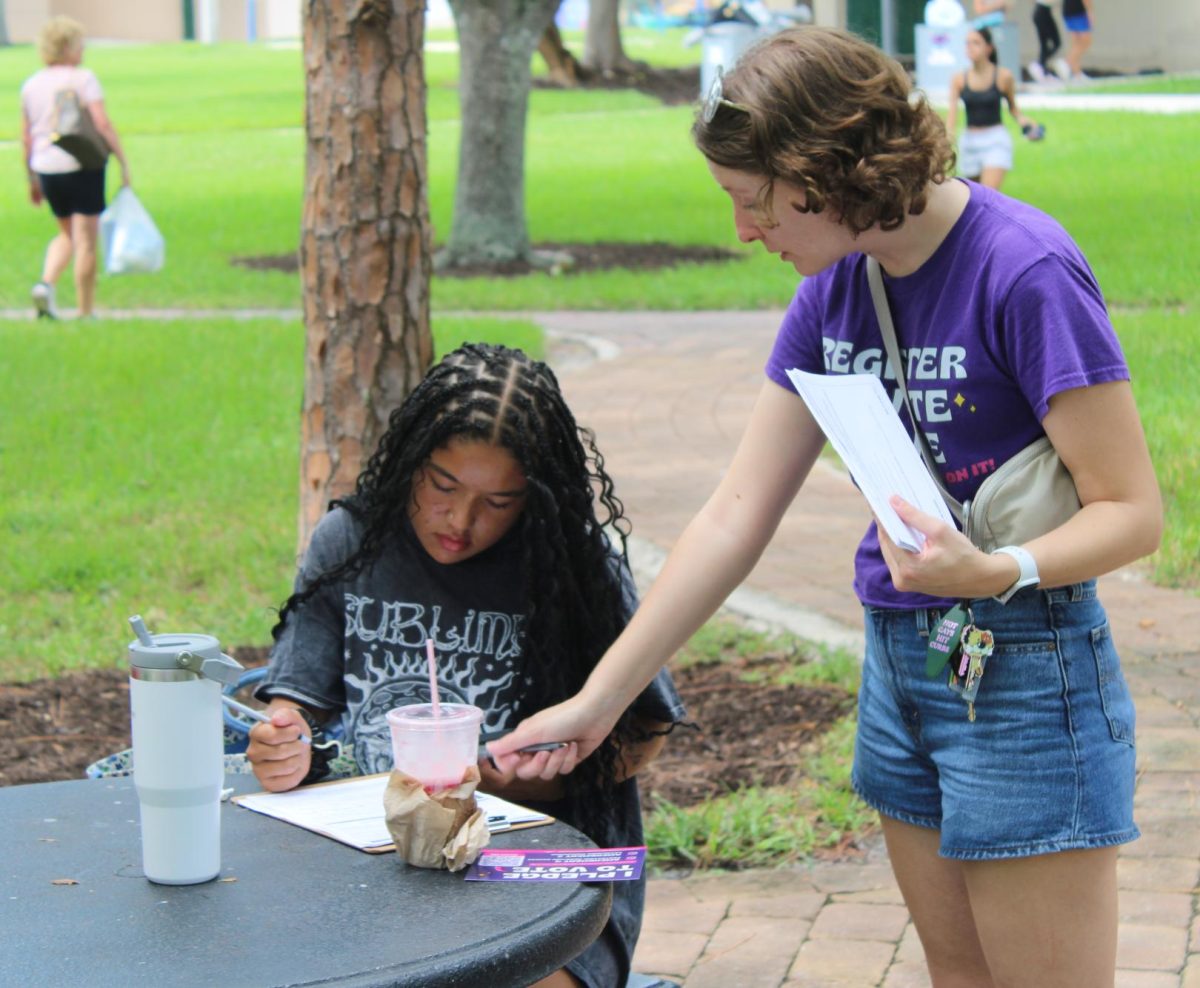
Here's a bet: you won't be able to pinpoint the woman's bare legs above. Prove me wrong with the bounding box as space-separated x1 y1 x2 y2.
978 166 1007 190
1066 29 1093 77
41 215 74 286
881 818 993 987
882 816 1120 987
70 213 101 316
965 845 1119 987
38 213 101 317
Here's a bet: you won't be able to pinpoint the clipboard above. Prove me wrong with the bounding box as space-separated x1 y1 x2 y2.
232 773 554 854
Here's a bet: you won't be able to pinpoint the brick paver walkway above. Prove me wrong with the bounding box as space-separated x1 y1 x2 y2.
539 311 1200 988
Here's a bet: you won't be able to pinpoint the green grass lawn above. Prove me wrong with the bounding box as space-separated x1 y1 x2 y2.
1079 74 1200 94
2 41 1196 310
0 313 542 680
0 37 1196 684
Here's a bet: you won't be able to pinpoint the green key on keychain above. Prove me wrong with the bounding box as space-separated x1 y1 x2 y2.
926 602 970 677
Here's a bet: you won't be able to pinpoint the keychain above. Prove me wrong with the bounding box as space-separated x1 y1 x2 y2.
926 603 996 721
926 602 970 678
947 624 995 721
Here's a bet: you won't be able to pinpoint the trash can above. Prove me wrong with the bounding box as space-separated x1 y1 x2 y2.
687 3 813 98
915 21 970 97
699 21 761 98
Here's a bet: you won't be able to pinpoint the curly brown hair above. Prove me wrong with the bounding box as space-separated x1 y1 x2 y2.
693 27 955 236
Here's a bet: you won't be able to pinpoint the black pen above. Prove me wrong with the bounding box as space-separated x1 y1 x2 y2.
477 740 567 760
222 694 312 745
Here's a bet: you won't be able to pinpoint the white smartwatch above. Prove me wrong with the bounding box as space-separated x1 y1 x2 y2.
991 545 1040 604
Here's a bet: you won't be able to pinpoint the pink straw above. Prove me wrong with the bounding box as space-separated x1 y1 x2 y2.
426 638 441 718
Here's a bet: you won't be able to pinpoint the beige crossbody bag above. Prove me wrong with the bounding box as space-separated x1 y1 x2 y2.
866 257 1080 553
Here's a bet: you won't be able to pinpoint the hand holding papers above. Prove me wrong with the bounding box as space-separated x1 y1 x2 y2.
785 369 956 552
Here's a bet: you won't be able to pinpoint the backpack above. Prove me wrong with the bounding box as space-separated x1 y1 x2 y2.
50 89 109 169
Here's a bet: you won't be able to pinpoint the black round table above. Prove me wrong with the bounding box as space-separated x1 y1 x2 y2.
0 775 611 987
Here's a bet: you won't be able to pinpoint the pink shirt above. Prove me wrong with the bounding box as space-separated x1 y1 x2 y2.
21 65 104 174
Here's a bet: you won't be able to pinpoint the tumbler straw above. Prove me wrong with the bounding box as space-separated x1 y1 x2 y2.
129 614 155 647
426 638 441 718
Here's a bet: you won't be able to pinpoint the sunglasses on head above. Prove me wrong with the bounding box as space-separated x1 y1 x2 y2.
701 66 750 124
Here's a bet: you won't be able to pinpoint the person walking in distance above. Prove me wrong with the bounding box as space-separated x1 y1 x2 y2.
947 27 1042 191
1029 1 1063 81
20 16 131 319
1061 0 1094 80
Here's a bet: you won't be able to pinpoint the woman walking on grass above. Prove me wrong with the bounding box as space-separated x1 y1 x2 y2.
495 27 1161 988
946 27 1041 191
20 16 130 319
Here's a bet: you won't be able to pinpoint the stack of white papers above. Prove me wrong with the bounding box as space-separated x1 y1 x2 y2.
785 368 955 551
233 774 552 853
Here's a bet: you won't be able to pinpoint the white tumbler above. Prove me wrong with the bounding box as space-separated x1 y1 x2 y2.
127 617 243 885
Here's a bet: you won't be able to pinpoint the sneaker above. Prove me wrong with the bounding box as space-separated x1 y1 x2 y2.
1027 61 1046 82
1051 57 1071 80
31 281 56 319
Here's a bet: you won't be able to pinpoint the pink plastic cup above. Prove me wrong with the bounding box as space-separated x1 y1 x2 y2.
386 703 484 792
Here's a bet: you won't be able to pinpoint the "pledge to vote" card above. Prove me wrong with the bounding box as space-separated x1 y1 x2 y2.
464 846 646 882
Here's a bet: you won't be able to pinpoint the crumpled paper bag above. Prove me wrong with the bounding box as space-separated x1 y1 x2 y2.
383 765 490 871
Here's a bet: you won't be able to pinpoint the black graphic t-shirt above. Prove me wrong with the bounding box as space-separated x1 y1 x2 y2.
261 507 538 773
258 506 686 988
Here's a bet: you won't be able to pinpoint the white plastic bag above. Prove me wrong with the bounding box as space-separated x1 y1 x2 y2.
100 187 165 275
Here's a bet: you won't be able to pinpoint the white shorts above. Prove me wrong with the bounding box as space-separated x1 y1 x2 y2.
958 125 1013 176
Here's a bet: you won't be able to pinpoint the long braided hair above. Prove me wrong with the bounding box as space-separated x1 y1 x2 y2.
274 343 645 842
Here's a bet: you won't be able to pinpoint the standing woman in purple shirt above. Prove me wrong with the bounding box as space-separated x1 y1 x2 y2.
494 26 1162 988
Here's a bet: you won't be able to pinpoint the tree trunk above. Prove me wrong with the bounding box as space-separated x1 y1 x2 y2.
440 0 560 267
538 21 584 86
582 0 633 75
298 0 433 550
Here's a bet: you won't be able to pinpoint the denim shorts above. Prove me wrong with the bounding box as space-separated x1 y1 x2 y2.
852 581 1139 860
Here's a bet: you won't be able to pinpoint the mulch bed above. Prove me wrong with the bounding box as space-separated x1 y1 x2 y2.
233 242 743 280
0 648 853 803
639 656 856 809
229 67 744 282
531 64 703 106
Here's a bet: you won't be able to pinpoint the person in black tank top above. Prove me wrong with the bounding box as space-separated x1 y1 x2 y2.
945 27 1041 191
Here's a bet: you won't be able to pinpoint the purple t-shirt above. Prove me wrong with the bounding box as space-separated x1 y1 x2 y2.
766 181 1129 609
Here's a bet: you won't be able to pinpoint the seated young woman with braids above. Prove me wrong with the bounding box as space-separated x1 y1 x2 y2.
247 342 684 988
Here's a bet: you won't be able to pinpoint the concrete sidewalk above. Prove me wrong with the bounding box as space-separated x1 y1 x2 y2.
540 311 1200 988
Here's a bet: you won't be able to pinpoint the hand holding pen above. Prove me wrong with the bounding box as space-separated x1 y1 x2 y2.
478 740 566 761
223 694 312 745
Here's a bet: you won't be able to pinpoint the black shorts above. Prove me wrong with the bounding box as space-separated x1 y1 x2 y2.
37 167 107 219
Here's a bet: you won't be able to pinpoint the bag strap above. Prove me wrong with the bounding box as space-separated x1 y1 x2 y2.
866 256 964 522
